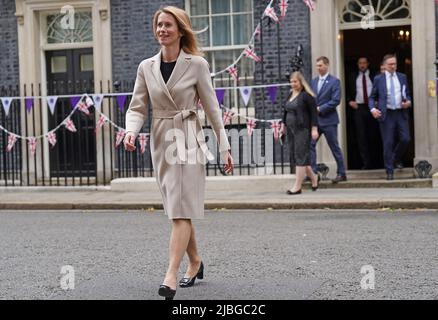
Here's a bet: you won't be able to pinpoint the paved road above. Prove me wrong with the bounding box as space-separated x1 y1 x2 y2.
0 209 437 300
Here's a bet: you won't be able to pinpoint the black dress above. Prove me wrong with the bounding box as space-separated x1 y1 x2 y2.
282 91 318 166
160 60 177 83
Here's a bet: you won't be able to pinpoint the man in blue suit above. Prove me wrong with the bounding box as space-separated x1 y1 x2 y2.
369 54 412 180
310 56 347 183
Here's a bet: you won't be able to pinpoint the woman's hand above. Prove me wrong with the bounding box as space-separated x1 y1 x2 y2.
223 150 234 175
124 132 137 152
311 127 319 141
279 123 286 137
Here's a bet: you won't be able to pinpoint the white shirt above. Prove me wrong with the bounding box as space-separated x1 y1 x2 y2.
355 70 373 104
385 71 402 110
317 73 329 93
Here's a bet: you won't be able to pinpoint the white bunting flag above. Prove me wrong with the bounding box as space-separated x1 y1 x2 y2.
28 137 37 156
46 96 58 115
115 129 126 148
6 134 18 152
1 98 13 117
47 131 57 148
64 118 77 132
239 87 252 106
138 133 149 154
92 94 104 111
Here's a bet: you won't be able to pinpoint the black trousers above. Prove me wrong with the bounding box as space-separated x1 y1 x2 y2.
354 104 381 169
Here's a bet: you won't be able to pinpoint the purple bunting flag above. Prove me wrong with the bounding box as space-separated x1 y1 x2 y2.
70 96 81 109
267 86 278 104
215 89 226 106
116 95 127 113
25 98 34 113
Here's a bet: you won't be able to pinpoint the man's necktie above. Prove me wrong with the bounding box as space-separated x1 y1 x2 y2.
390 73 397 109
362 73 369 105
318 78 324 94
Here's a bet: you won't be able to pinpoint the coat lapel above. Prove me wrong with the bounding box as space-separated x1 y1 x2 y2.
150 51 176 107
166 50 191 91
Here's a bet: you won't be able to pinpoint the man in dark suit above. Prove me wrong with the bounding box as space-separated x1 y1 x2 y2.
310 56 347 183
368 54 412 180
346 57 378 169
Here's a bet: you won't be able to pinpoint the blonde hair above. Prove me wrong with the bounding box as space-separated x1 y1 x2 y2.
290 71 316 98
153 6 203 56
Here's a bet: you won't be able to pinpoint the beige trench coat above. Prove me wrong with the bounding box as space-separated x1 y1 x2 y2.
125 49 230 219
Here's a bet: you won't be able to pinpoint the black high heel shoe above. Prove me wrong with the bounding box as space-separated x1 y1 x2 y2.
312 175 321 192
179 261 204 288
158 285 176 300
286 189 302 195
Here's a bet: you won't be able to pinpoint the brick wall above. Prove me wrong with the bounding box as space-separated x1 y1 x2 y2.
0 0 19 89
110 0 184 89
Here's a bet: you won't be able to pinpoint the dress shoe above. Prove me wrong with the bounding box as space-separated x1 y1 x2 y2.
332 175 347 184
179 261 204 288
286 189 302 195
312 175 321 192
386 173 394 181
158 285 176 300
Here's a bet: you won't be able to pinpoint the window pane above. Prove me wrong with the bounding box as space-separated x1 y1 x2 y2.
233 14 251 45
51 56 67 73
232 0 252 12
47 11 92 44
190 0 209 16
80 54 93 71
213 50 234 74
212 16 231 46
211 0 230 14
192 17 210 47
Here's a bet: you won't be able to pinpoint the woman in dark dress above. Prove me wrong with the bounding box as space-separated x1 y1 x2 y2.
280 71 319 195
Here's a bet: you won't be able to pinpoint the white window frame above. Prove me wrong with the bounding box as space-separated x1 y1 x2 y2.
186 0 255 115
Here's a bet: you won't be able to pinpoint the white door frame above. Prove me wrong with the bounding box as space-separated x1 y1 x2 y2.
15 0 112 183
310 0 438 175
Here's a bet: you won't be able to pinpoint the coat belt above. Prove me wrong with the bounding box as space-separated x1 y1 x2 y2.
152 108 214 162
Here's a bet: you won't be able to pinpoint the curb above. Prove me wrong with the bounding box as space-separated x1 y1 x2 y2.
1 201 438 210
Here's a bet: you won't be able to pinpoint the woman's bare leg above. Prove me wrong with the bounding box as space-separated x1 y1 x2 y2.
306 166 318 187
291 166 306 192
162 219 192 289
184 223 202 278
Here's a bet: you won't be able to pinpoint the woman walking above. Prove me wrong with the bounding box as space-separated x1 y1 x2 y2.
123 6 233 300
280 72 319 195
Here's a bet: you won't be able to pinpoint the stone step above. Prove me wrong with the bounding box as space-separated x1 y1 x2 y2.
309 178 432 189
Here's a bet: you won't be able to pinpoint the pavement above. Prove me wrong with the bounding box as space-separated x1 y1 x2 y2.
0 179 438 210
1 209 437 300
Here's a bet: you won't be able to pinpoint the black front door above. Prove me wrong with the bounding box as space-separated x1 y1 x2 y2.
46 48 96 177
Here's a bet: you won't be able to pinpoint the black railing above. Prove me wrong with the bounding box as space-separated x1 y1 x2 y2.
0 77 294 187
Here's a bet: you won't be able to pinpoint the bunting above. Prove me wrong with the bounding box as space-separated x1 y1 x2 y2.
47 131 57 148
46 96 58 115
239 87 252 106
222 110 235 125
279 0 289 18
244 47 261 63
246 118 257 137
115 129 126 148
270 120 282 143
27 137 37 156
1 98 13 116
138 133 149 154
226 66 239 82
96 115 108 132
7 134 18 152
64 118 77 133
25 98 33 113
264 5 279 23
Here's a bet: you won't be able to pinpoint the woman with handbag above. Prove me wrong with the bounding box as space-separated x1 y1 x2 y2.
280 71 319 195
123 6 233 300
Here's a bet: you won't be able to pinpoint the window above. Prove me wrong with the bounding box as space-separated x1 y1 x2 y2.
339 0 411 29
46 11 93 44
187 0 254 109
